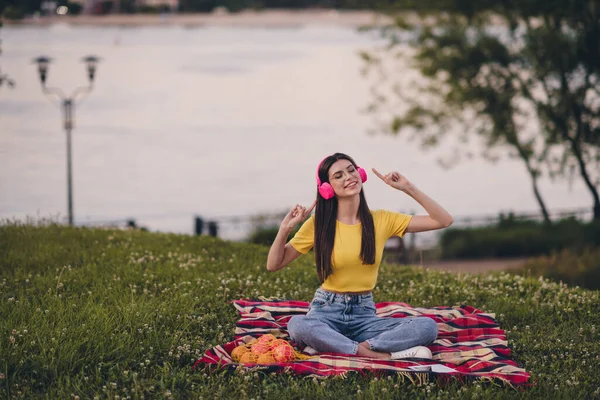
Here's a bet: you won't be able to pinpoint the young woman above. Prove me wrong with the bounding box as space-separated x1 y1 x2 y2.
266 153 453 360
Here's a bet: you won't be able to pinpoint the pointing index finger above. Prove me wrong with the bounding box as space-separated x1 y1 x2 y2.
306 200 317 215
371 167 386 181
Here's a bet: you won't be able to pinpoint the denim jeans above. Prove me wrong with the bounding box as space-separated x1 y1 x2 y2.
287 288 438 355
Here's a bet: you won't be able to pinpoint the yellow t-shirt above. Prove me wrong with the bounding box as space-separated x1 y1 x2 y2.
289 209 412 292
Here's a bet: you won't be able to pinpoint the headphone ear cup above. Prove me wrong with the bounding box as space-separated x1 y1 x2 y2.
358 167 368 183
318 183 335 200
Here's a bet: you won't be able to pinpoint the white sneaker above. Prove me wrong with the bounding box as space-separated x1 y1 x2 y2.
302 345 319 356
390 346 432 360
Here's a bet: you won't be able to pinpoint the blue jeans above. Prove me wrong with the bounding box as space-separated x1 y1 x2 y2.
287 288 438 355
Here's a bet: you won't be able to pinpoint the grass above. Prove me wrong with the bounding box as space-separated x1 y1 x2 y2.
1 223 599 399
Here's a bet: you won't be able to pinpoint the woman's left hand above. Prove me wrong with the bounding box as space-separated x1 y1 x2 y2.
372 168 411 192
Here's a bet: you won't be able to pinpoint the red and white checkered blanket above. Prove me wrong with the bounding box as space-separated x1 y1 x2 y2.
193 299 529 385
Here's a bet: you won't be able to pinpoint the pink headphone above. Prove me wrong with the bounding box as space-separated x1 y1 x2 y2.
316 157 368 200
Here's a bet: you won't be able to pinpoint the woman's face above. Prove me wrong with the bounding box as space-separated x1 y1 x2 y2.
327 159 362 198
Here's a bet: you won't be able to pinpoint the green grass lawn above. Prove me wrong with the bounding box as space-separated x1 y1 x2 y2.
1 223 599 399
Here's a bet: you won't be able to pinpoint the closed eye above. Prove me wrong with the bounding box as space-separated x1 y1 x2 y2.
330 164 356 180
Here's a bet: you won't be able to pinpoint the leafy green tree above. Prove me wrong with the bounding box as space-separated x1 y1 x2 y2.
362 0 600 221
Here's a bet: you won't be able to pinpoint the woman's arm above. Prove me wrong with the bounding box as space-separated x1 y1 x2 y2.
402 184 453 232
266 201 316 272
372 168 453 233
266 228 301 272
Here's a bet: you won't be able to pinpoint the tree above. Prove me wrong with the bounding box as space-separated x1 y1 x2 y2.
362 0 600 221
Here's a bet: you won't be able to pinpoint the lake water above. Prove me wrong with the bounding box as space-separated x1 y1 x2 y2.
0 23 592 243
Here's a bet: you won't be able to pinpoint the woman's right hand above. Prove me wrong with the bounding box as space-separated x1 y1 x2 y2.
281 200 316 231
268 201 315 272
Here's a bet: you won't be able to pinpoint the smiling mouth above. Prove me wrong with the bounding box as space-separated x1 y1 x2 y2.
345 182 358 188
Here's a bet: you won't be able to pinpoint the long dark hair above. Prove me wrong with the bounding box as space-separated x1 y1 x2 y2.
314 153 375 283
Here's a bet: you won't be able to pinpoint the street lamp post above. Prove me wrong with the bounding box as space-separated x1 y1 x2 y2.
33 55 100 226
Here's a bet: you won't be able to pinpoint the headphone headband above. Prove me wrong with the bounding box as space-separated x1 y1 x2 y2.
315 157 328 187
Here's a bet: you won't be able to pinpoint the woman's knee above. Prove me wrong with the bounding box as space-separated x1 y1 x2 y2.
420 317 438 343
287 315 308 341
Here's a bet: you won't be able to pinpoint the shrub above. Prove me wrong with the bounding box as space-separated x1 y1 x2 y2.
137 4 173 13
65 2 83 14
247 224 301 246
247 226 281 246
3 6 25 20
97 0 114 14
515 248 600 290
440 218 599 259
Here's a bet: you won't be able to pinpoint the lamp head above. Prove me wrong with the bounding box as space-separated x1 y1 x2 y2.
33 56 52 85
82 55 101 83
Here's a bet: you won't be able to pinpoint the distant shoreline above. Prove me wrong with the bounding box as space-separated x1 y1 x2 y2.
2 10 394 28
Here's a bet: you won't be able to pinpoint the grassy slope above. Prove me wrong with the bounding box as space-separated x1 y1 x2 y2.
1 224 599 399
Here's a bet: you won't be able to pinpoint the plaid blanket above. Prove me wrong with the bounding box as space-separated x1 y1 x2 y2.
193 299 530 385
